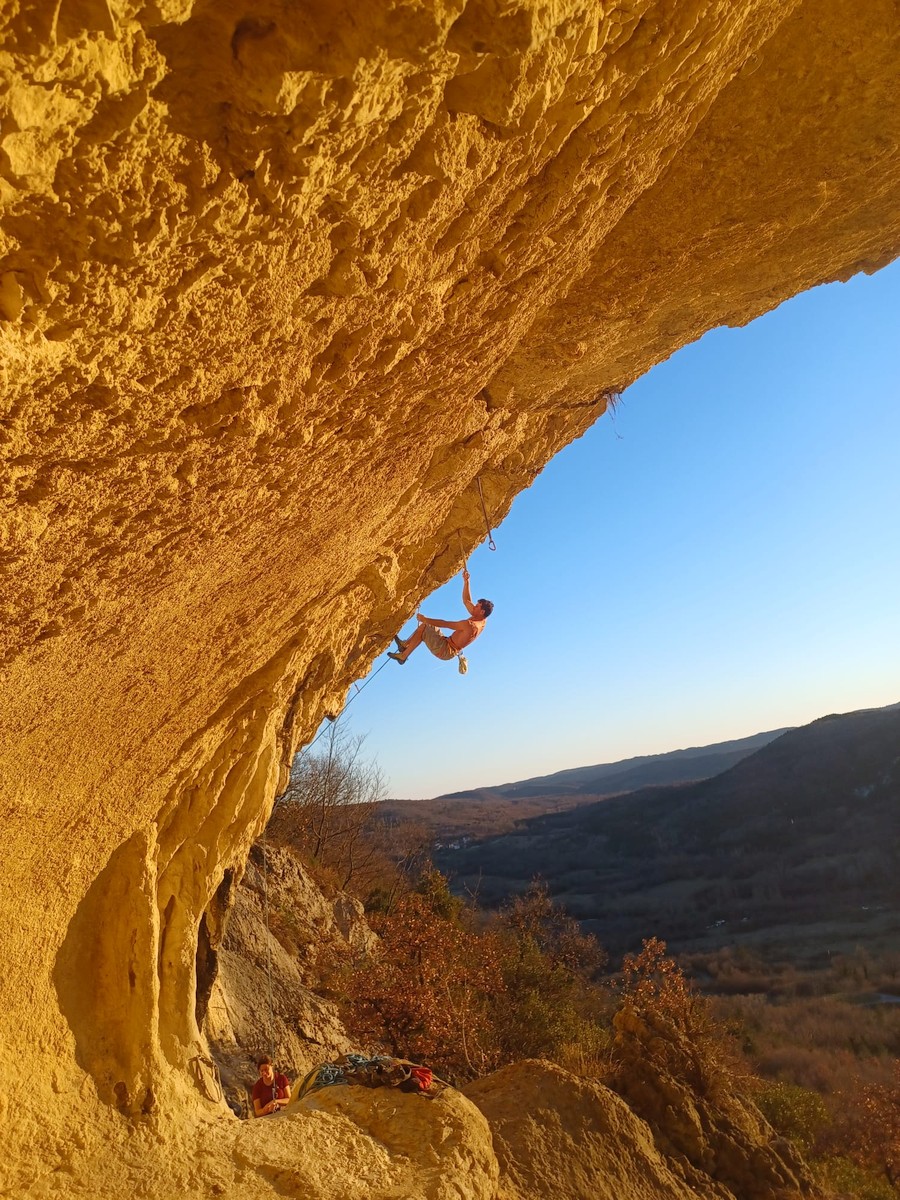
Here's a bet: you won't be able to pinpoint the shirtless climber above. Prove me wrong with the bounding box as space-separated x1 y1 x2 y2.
252 1055 291 1116
388 569 494 665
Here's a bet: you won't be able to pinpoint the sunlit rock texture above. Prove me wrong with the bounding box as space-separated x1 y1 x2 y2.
0 0 897 1192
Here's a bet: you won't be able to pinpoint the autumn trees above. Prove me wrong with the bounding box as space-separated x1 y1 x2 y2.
330 877 610 1081
270 723 385 889
270 723 433 904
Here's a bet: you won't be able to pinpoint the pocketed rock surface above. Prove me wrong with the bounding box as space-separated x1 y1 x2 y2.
465 1058 815 1200
606 1007 816 1200
284 1084 499 1200
1 0 898 1194
465 1059 701 1200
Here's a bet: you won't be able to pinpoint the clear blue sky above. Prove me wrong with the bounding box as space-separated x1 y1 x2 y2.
321 260 900 799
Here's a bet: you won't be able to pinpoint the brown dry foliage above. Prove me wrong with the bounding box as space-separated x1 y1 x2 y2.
816 1063 900 1186
271 724 385 891
327 874 508 1077
611 937 751 1099
327 873 610 1081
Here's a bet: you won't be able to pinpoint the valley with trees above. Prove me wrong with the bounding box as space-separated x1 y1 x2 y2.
235 702 899 1200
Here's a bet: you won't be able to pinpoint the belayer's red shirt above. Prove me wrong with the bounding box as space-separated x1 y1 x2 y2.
252 1073 289 1109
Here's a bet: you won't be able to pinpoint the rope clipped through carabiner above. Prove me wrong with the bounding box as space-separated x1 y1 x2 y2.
475 476 497 551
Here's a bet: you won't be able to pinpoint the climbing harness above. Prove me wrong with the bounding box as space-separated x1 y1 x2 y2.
475 475 497 551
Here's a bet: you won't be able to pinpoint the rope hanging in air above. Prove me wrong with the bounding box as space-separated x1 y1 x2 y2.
261 833 276 1059
475 475 497 551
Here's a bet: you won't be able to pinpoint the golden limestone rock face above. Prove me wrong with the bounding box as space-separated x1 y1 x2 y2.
465 1058 814 1200
284 1085 499 1200
0 0 897 1193
606 1008 816 1200
464 1060 701 1200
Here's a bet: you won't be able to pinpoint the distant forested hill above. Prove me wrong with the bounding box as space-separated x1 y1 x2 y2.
442 728 790 799
435 704 900 961
383 727 789 841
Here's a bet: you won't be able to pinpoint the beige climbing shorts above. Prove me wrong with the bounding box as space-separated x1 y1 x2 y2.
423 625 456 661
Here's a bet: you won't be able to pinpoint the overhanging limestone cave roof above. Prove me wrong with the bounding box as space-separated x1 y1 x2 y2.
0 0 897 1193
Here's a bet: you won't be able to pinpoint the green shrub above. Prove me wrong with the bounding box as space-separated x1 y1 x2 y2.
815 1156 897 1200
756 1080 828 1151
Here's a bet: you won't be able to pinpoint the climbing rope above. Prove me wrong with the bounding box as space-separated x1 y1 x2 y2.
475 475 497 551
260 832 276 1060
288 484 497 769
253 484 498 1071
258 657 392 1056
343 657 390 710
294 469 495 762
189 1054 224 1104
286 471 497 772
456 530 467 574
295 658 390 763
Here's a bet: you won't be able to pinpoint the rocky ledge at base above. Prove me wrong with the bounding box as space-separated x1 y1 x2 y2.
466 1059 815 1200
19 1059 816 1200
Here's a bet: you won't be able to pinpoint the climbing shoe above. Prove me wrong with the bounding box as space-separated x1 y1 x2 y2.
387 651 406 664
393 636 408 652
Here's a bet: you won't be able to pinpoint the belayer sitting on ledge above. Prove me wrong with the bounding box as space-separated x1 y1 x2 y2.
388 569 493 667
252 1055 291 1117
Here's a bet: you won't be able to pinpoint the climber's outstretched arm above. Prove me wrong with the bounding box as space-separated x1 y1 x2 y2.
461 568 477 616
